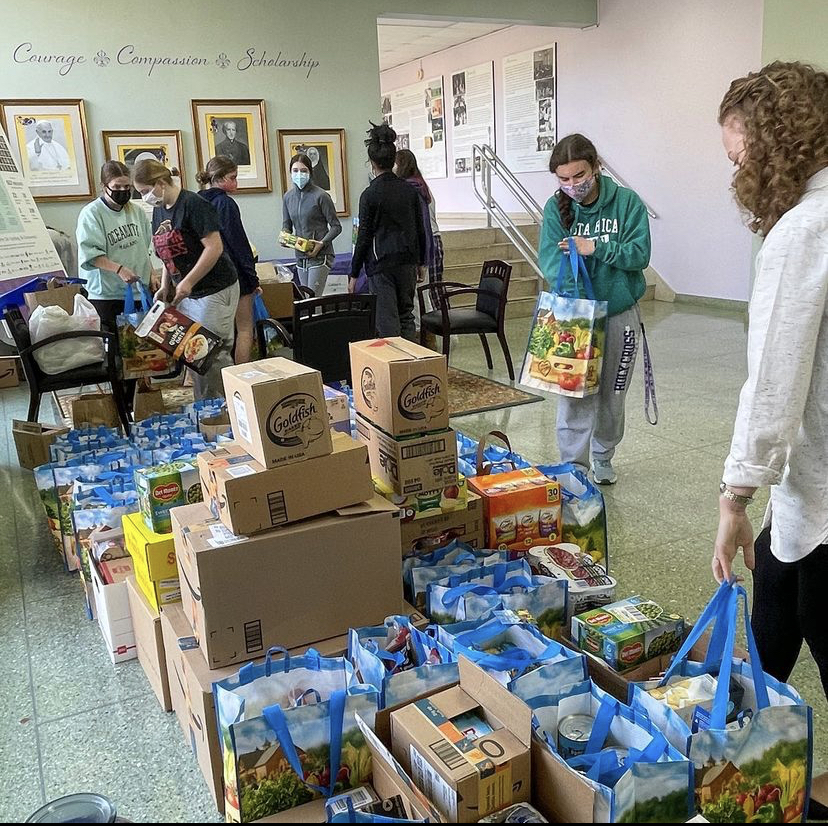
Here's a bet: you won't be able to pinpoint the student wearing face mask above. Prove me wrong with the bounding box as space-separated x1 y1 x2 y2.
282 153 342 296
197 156 259 363
133 158 239 400
538 133 651 486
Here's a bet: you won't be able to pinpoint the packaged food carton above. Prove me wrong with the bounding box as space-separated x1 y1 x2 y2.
122 511 179 612
373 474 468 522
90 556 136 664
134 460 202 534
400 493 485 558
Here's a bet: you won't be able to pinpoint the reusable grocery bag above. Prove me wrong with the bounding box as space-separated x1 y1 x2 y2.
214 647 378 823
348 615 458 709
28 293 104 374
117 283 174 379
630 582 813 823
328 797 426 823
520 239 607 397
455 429 531 479
526 679 693 823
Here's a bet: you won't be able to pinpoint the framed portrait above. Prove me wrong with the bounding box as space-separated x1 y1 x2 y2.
0 99 93 201
191 99 271 193
102 130 186 201
277 128 350 216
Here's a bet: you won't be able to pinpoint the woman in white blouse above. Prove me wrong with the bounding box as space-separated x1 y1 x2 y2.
714 61 828 697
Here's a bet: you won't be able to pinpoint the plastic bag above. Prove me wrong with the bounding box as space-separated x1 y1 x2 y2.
29 293 104 374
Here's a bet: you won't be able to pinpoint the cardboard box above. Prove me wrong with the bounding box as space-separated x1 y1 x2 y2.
390 658 531 822
254 798 328 823
468 468 562 553
122 511 180 612
12 420 70 469
172 498 402 668
223 358 332 469
199 410 232 441
197 432 372 535
90 557 136 664
324 385 351 434
134 460 202 534
374 474 468 523
24 280 80 314
400 493 485 557
356 415 458 496
258 278 295 319
0 357 19 388
350 338 449 438
126 576 171 712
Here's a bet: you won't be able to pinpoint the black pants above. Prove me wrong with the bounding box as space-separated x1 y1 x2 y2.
752 526 828 699
369 264 417 342
89 298 136 405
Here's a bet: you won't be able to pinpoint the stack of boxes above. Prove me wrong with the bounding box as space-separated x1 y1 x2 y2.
350 338 485 557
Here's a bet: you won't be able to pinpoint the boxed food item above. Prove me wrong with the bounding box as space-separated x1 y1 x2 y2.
468 468 562 553
350 338 449 437
0 357 19 387
279 229 315 253
134 460 202 534
570 596 685 672
12 421 70 470
135 301 223 375
373 474 468 523
390 657 531 822
527 544 616 621
197 432 372 535
356 415 458 496
126 576 171 711
122 511 180 612
222 357 332 469
324 385 351 434
171 498 402 668
400 493 485 557
90 555 136 664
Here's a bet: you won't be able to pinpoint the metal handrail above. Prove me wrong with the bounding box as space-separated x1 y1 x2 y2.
599 159 658 219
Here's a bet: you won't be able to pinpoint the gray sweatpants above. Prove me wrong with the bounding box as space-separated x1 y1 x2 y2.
557 304 640 467
369 264 418 342
178 280 240 401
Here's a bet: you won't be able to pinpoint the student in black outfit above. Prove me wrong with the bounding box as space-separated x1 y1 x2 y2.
349 123 425 341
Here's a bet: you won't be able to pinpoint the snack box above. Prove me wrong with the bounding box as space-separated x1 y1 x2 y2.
570 596 685 672
373 474 468 522
135 301 223 375
134 461 203 534
278 229 315 253
324 385 351 434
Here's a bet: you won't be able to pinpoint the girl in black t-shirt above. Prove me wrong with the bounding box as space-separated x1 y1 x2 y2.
133 159 239 400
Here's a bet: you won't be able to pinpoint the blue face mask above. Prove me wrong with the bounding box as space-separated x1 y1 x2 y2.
292 171 310 189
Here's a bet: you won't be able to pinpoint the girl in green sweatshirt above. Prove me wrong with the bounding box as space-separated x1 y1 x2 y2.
538 134 652 485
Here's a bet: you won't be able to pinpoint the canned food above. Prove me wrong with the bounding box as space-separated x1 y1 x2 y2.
479 802 547 822
26 793 118 823
558 713 594 759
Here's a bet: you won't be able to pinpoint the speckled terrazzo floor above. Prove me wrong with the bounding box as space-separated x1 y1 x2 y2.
0 300 825 822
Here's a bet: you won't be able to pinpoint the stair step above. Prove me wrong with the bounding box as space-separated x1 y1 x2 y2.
443 242 518 267
440 227 500 250
443 259 539 284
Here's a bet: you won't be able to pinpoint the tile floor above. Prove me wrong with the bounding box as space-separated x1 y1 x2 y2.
0 300 825 822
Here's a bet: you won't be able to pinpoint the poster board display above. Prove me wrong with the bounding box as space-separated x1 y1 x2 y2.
380 76 447 179
502 44 558 173
450 62 495 177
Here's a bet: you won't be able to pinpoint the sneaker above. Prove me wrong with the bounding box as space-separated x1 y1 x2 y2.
592 458 617 485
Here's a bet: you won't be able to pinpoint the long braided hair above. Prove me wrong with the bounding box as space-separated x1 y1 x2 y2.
548 134 600 230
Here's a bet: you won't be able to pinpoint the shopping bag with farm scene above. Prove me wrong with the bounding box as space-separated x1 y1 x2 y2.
117 283 174 379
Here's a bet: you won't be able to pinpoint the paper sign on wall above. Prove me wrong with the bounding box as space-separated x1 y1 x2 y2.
450 61 495 178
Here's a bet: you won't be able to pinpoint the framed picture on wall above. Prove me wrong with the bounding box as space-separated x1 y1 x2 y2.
191 99 271 193
0 99 94 201
277 128 349 216
102 130 186 201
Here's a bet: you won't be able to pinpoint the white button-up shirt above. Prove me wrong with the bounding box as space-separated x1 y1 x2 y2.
724 166 828 563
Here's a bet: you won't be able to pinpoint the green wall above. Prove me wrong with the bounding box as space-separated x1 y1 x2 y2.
1 0 596 263
762 0 828 67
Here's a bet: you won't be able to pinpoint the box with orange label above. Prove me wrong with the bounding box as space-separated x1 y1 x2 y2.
122 511 180 611
467 467 562 553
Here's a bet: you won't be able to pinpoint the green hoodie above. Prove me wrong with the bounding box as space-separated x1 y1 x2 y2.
538 175 651 317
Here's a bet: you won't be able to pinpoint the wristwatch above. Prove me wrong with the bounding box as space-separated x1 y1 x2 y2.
719 482 754 506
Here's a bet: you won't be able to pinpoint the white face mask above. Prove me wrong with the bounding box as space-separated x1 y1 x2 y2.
141 186 164 207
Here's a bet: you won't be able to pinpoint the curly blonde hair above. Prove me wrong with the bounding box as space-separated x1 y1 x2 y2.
718 61 828 235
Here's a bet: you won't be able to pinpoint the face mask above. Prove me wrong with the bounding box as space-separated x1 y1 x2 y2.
142 187 163 207
560 175 595 203
292 171 310 189
106 186 131 206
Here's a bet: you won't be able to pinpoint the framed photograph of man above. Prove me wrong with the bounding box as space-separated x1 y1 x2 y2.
191 99 271 193
277 128 350 216
0 99 93 201
102 130 186 200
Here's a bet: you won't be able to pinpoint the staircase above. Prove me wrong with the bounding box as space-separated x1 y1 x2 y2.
440 224 542 318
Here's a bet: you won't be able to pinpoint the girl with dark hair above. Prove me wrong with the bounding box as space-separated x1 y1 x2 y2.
712 62 828 700
282 152 341 296
197 155 259 363
349 124 426 340
538 133 651 485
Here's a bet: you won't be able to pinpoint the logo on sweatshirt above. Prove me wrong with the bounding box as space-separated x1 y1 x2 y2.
397 375 445 422
266 393 325 448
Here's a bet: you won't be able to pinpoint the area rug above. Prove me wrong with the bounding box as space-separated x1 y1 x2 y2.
448 367 543 417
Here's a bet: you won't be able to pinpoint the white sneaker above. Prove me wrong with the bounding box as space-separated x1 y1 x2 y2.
592 458 617 485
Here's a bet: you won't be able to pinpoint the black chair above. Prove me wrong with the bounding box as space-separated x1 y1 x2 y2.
418 259 514 380
259 293 377 384
255 283 315 358
4 305 131 433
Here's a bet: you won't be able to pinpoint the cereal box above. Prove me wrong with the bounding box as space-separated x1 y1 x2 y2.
134 461 202 534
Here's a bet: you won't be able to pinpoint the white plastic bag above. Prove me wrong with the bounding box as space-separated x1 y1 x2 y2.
29 294 104 374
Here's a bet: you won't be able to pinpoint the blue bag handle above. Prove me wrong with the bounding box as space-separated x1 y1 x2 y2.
262 689 346 798
90 486 118 507
585 694 619 752
441 575 533 607
293 688 322 707
123 281 153 314
123 283 137 315
555 237 597 300
332 798 426 824
365 640 406 669
253 292 269 324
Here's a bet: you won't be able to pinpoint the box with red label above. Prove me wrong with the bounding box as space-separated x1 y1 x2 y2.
468 468 562 553
135 301 223 375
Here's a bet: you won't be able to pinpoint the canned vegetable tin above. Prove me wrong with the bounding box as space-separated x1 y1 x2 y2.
558 713 595 759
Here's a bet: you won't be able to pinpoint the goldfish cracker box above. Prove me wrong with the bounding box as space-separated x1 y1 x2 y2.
468 467 562 554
